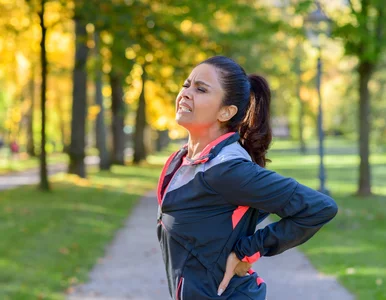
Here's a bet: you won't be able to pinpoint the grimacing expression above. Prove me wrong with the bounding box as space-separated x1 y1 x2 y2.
176 63 231 133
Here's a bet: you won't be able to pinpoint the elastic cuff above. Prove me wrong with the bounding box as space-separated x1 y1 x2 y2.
241 251 261 264
233 236 262 264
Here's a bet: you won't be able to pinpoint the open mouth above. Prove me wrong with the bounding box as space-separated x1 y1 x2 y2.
178 103 193 112
179 106 192 112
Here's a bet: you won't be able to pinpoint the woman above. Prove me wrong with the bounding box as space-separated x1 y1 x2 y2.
157 56 337 300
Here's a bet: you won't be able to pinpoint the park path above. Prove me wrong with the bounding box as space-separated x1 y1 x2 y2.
0 156 98 191
0 164 66 190
67 190 355 300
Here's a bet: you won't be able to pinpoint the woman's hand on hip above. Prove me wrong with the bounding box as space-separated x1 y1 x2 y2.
234 261 252 276
217 252 252 296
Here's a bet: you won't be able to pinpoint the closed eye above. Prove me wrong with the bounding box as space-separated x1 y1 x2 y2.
181 84 206 93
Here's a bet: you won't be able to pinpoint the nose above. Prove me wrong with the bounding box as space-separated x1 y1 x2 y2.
180 86 192 100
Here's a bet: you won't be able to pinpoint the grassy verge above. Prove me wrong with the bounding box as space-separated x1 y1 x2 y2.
0 152 68 175
269 140 386 300
0 161 164 300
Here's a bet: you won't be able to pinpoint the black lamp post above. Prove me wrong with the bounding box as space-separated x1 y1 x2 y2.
305 1 331 195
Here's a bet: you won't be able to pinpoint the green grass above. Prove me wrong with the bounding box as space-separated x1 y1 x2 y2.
268 138 386 300
0 151 68 175
0 162 164 300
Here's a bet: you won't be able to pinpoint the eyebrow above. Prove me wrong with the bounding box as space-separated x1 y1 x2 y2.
186 79 211 88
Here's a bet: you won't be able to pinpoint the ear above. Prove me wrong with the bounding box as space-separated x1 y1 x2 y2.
218 105 238 122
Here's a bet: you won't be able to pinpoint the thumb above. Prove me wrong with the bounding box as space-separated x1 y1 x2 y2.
217 271 233 296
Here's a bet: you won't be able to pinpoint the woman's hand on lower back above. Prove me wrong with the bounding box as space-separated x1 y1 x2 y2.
217 252 252 296
234 261 252 276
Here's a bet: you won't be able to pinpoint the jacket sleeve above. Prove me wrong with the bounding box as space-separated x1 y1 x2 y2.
206 158 338 262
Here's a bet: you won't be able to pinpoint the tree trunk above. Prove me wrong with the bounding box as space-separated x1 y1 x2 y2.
27 69 35 156
38 0 49 190
133 65 148 164
298 98 306 154
56 96 67 153
356 61 373 196
68 17 89 177
94 33 110 170
53 76 67 152
294 53 306 154
109 70 125 165
156 129 170 152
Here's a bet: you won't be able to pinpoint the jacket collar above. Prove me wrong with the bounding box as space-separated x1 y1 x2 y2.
182 132 240 165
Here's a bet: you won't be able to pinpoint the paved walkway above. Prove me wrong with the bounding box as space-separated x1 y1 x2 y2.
0 156 98 191
0 164 66 190
67 191 355 300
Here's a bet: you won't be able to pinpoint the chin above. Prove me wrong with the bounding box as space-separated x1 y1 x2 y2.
176 116 194 131
176 118 188 127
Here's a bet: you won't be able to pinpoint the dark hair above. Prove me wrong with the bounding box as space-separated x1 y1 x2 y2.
200 56 272 167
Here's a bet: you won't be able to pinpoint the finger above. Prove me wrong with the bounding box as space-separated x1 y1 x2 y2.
217 253 240 296
234 262 251 276
234 266 246 277
234 264 243 276
217 271 233 296
235 267 249 276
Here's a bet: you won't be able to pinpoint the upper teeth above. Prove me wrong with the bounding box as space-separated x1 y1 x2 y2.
180 106 192 112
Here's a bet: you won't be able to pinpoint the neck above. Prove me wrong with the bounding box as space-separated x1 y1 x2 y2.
187 127 228 159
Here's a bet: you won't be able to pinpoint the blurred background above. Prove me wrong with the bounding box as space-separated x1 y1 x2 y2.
0 0 385 299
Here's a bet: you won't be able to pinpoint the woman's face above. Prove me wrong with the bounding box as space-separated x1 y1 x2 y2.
175 63 226 133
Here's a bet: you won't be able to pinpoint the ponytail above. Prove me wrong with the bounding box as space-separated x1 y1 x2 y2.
199 56 272 167
239 74 272 167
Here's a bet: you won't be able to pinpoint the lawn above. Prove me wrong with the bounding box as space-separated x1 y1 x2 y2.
0 161 164 300
268 137 386 300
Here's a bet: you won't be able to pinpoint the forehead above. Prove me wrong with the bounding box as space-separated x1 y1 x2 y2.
187 63 222 86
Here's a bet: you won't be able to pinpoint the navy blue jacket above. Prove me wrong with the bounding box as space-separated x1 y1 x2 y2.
157 132 338 300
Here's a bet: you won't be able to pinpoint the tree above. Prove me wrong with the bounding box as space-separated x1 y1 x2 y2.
294 45 307 153
90 0 134 165
133 64 148 164
38 0 49 190
109 68 125 165
68 7 89 178
334 0 386 196
26 72 36 157
94 32 110 170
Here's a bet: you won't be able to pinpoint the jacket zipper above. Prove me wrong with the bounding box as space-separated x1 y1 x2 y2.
176 276 184 300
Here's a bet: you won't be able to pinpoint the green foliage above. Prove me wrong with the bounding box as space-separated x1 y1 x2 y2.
332 0 386 63
2 0 385 161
